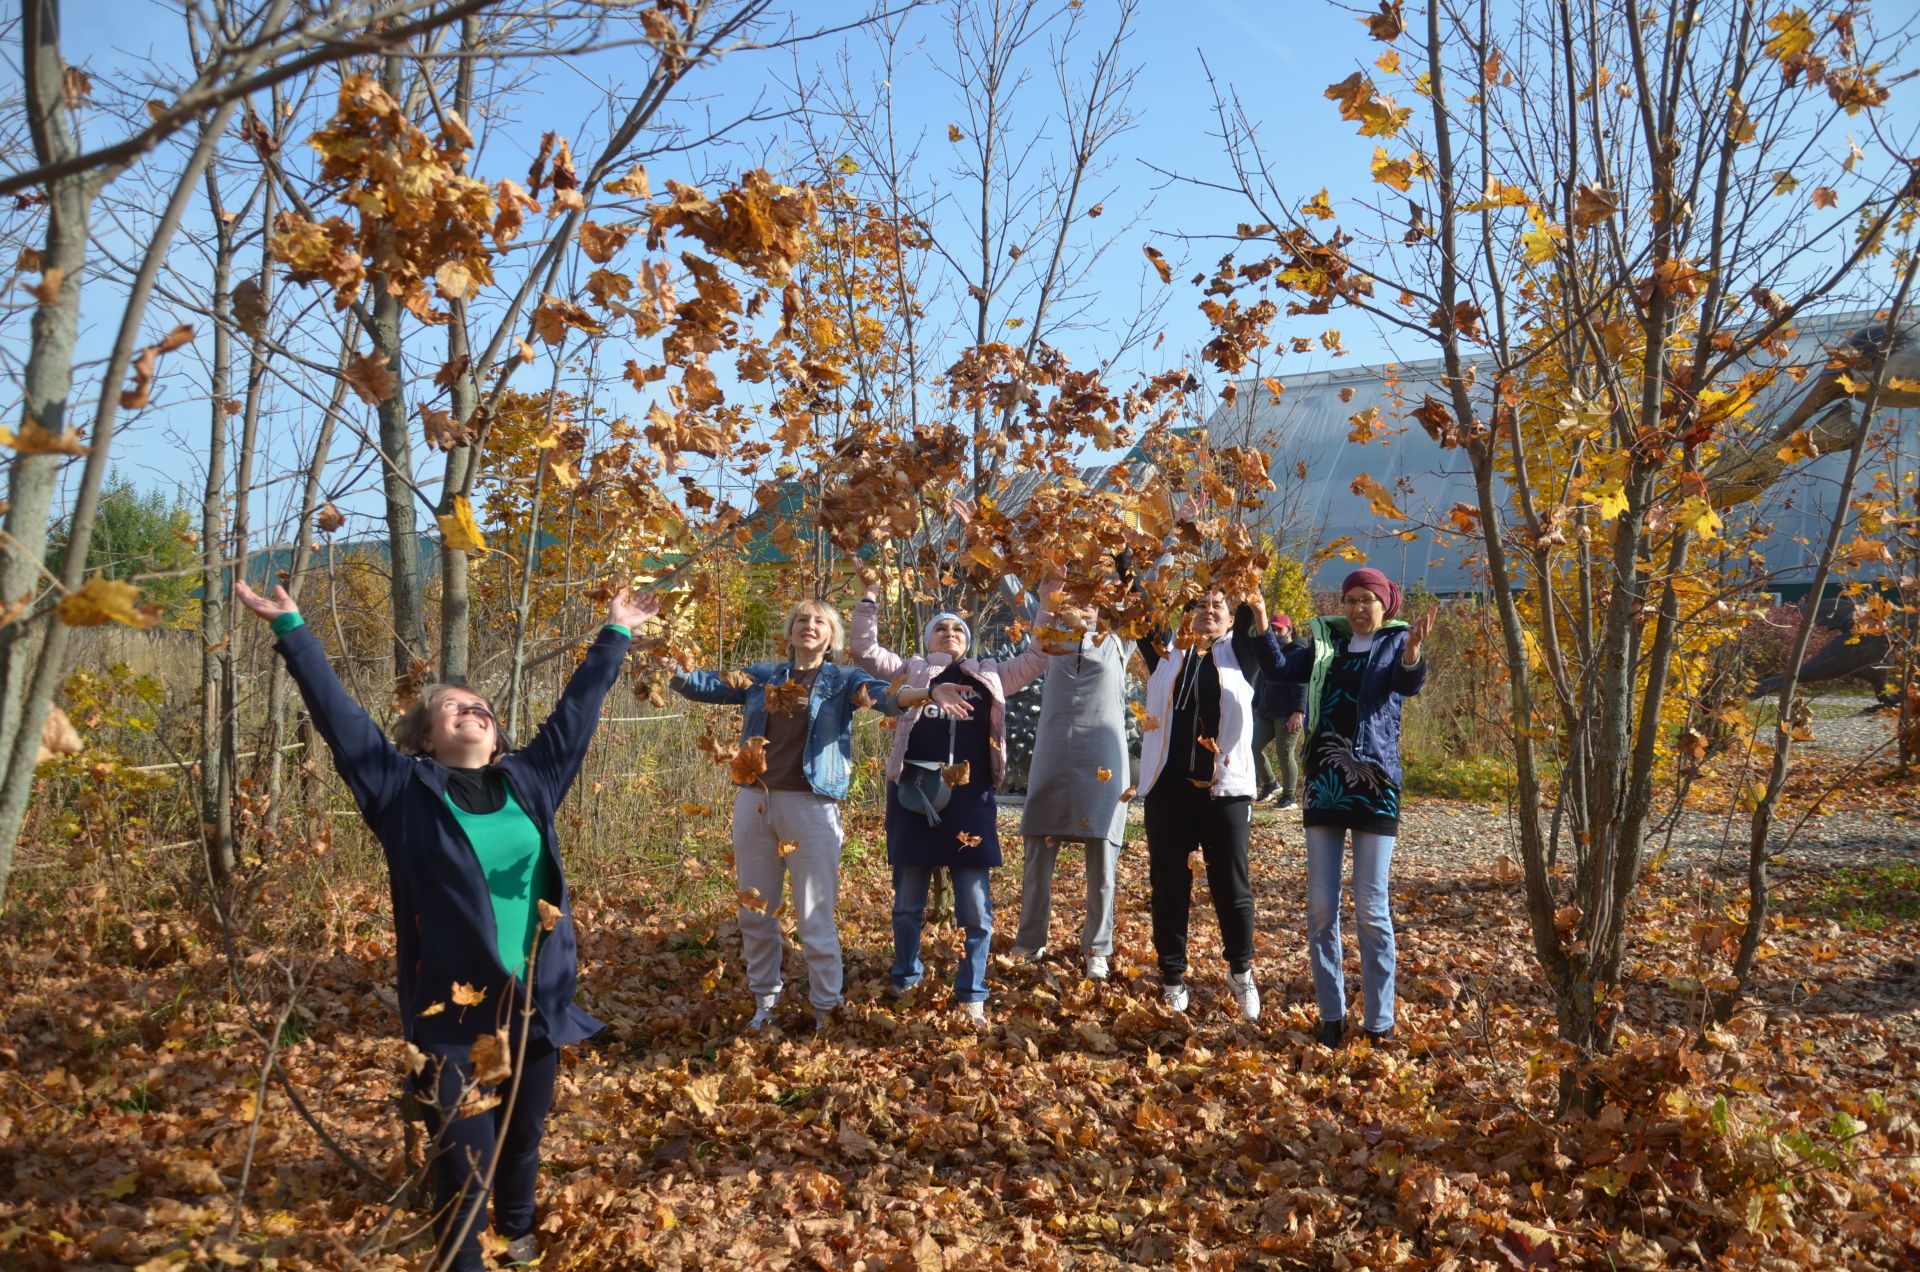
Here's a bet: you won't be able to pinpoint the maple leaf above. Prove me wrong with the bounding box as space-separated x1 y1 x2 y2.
1447 503 1480 535
1350 473 1408 520
1361 0 1406 41
451 981 487 1007
777 840 798 858
730 736 769 785
737 886 768 914
120 323 195 411
764 681 808 716
604 163 651 198
1300 189 1336 221
1096 767 1113 782
532 296 605 345
942 759 972 786
342 350 397 405
1459 180 1531 212
578 221 637 264
1142 244 1172 284
1370 147 1429 191
947 124 964 142
437 496 489 554
1809 186 1838 209
419 403 467 451
232 276 268 337
720 670 754 689
469 1029 512 1085
0 420 89 456
58 577 161 629
955 831 982 849
315 501 346 533
1570 182 1620 228
1520 213 1566 264
1776 430 1820 463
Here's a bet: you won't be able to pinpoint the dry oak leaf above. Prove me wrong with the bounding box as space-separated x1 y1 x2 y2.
537 898 561 932
731 735 769 785
720 669 754 689
1570 182 1621 228
342 350 397 405
315 501 346 533
737 887 768 914
1142 244 1172 285
532 296 605 345
58 577 161 629
0 420 88 456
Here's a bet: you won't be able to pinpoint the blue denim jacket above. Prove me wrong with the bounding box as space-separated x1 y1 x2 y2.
671 661 893 801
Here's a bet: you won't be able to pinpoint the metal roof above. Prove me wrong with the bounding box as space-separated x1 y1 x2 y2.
1197 309 1917 593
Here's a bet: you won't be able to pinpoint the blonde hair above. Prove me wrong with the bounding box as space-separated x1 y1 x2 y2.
391 683 510 761
785 599 845 657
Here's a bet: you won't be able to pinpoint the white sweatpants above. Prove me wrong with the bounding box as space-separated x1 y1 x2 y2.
732 787 846 1011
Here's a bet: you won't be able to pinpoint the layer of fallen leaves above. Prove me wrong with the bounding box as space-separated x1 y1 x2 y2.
2 805 1917 1270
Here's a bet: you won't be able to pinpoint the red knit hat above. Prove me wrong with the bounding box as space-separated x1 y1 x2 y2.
1340 568 1401 619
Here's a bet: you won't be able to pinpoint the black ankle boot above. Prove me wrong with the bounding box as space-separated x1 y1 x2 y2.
1364 1026 1396 1044
1315 1017 1346 1047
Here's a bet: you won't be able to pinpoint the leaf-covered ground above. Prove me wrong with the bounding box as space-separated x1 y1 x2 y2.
3 760 1919 1271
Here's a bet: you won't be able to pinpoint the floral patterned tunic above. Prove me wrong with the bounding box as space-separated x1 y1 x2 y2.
1302 642 1401 835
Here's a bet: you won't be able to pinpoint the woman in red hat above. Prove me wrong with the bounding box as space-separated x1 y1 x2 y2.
1269 568 1433 1046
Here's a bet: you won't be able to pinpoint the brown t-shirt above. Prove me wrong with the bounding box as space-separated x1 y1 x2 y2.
761 664 822 792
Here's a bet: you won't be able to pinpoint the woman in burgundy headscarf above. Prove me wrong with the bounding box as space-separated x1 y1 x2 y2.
1268 567 1433 1046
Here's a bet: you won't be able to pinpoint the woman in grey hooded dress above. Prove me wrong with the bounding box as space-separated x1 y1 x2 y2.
1006 581 1134 980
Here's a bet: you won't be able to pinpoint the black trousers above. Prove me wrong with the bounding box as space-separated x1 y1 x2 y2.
414 1034 558 1272
1144 779 1256 982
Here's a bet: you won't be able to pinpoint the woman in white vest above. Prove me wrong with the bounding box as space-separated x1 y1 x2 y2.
1137 588 1285 1019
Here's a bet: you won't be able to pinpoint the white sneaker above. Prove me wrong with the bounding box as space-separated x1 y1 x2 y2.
1276 798 1300 811
747 992 779 1031
1085 954 1109 981
1227 970 1261 1022
1161 982 1189 1013
960 1000 987 1024
1009 944 1048 963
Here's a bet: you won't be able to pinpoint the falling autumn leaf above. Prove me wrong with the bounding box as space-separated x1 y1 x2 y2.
57 577 161 629
315 501 346 533
437 496 489 554
1142 244 1172 284
1361 0 1407 40
450 981 487 1008
737 886 768 914
0 420 89 456
730 736 769 785
341 350 397 406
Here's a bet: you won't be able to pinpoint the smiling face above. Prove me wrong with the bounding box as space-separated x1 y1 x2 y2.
787 604 834 659
1188 590 1233 640
928 617 970 659
424 687 499 766
1343 587 1386 635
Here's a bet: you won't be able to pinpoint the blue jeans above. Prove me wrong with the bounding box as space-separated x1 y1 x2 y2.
1304 826 1397 1033
891 864 993 1003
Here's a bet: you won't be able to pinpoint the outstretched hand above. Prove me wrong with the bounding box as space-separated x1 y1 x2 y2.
1405 609 1436 665
233 578 299 624
1247 592 1268 632
929 682 976 719
609 589 659 630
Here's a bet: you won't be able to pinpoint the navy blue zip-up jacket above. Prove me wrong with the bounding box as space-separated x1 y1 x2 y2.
1270 620 1426 788
1252 638 1310 719
274 621 627 1048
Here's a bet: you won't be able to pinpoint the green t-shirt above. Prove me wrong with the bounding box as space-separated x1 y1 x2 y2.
443 785 556 977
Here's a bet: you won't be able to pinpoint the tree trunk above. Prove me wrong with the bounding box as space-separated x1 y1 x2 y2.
0 0 99 901
373 52 428 688
199 184 237 888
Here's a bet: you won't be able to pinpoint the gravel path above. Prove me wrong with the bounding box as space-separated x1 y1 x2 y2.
1000 697 1917 870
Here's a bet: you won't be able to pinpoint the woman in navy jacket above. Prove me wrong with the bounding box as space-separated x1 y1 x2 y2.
1269 568 1432 1046
235 578 656 1272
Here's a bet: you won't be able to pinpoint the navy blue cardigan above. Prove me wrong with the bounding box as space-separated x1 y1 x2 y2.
274 621 627 1047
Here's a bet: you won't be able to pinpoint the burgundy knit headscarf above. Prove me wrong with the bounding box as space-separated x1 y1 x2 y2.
1340 568 1401 619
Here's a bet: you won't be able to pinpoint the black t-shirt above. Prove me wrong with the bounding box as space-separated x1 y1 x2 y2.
444 765 505 814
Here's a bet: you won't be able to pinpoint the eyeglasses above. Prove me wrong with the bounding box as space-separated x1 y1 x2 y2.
439 700 496 723
1342 595 1383 608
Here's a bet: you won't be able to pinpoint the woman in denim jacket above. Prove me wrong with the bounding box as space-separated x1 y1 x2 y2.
851 587 1051 1023
1269 568 1433 1046
672 600 894 1032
